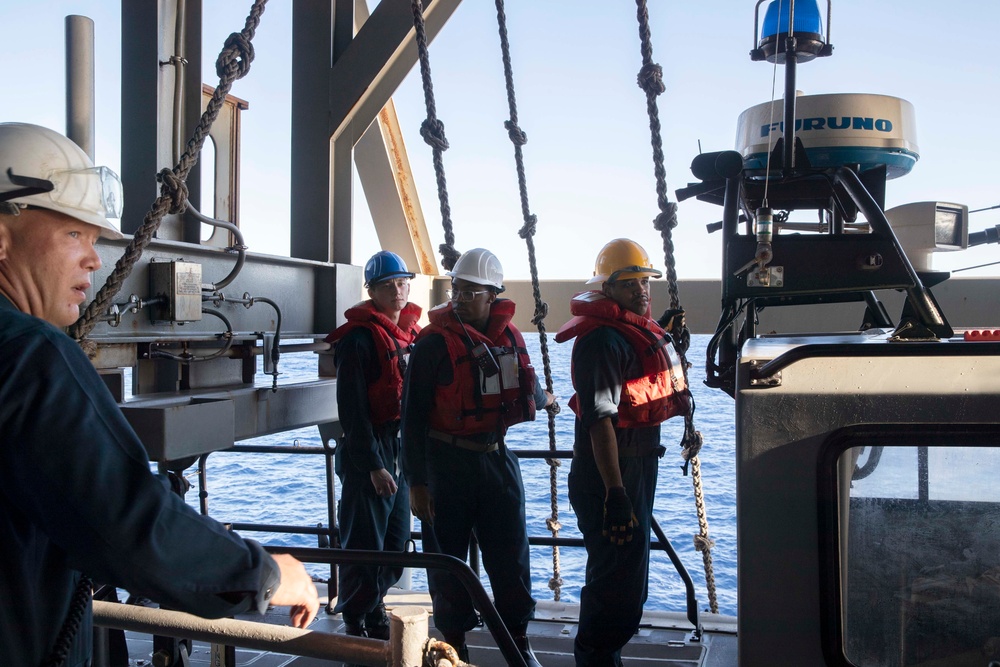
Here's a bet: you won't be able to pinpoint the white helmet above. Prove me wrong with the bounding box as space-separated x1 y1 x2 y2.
0 122 124 239
446 247 504 291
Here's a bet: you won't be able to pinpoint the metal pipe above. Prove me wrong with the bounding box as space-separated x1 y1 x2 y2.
92 601 390 665
65 15 95 159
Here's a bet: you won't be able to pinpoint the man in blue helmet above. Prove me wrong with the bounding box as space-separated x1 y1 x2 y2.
325 250 421 640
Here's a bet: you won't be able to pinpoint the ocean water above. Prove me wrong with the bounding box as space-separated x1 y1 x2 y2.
187 333 738 617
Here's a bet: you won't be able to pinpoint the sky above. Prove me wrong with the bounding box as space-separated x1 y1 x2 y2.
2 1 998 280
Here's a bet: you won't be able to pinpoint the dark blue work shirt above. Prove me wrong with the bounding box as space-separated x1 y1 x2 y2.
0 295 279 667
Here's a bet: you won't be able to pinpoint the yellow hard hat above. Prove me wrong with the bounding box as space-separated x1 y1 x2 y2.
587 238 662 284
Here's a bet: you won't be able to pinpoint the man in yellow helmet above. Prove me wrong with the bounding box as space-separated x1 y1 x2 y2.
0 123 318 667
555 238 690 667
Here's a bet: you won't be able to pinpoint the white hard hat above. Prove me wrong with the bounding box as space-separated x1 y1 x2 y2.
446 247 504 291
0 123 124 239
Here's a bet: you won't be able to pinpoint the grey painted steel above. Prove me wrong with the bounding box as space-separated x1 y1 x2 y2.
121 397 235 461
290 0 463 263
734 333 1000 665
65 15 95 160
88 237 363 339
120 379 337 453
121 0 202 241
91 600 389 664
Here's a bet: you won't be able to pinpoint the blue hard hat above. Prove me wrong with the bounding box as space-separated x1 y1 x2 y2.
364 251 415 287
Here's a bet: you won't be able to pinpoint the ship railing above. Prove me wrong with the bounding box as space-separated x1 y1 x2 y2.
93 549 530 667
193 445 704 640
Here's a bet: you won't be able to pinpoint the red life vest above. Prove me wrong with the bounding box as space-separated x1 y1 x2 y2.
418 299 537 436
325 300 422 425
555 290 689 428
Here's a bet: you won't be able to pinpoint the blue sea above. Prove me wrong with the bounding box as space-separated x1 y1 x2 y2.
186 334 737 617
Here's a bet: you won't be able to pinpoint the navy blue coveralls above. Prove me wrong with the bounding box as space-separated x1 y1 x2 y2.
566 326 664 667
400 332 546 637
332 327 411 624
0 295 280 667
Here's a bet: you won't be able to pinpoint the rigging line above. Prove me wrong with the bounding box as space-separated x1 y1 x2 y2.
70 0 269 344
952 259 1000 273
761 0 785 209
633 0 718 614
493 0 564 601
410 0 461 271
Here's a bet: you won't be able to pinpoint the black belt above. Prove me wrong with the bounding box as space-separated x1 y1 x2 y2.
428 429 499 453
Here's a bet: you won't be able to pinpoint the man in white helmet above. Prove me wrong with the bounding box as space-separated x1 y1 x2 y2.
555 239 690 667
0 123 318 667
400 247 552 667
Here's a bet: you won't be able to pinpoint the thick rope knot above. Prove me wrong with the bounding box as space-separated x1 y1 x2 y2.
681 430 704 461
77 338 99 359
156 168 189 215
217 32 255 80
653 202 678 232
504 120 528 146
438 243 461 271
693 533 716 552
546 517 562 532
636 62 665 96
518 213 538 239
420 118 450 151
547 575 564 591
544 400 561 416
530 300 548 325
423 638 464 667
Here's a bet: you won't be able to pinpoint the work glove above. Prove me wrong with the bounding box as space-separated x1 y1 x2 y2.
657 308 690 356
602 486 637 545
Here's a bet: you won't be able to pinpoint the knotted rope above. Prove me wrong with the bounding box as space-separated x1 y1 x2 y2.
410 0 461 271
634 0 717 614
494 0 564 601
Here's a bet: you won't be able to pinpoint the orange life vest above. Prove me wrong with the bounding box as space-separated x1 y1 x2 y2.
418 299 537 436
325 300 422 425
555 290 689 428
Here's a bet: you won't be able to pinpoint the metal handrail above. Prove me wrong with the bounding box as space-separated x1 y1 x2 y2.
267 546 529 667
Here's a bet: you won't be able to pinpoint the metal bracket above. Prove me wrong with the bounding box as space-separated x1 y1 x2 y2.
747 265 785 288
748 359 783 387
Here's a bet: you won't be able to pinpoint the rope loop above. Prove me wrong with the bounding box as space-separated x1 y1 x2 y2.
438 243 461 272
693 533 716 552
681 429 704 461
518 213 537 239
653 202 678 232
636 62 665 96
420 118 450 151
423 637 464 667
504 119 528 146
216 32 255 80
156 168 190 215
530 299 548 325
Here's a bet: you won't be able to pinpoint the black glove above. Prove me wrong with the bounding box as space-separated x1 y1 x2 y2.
602 486 637 545
657 308 690 356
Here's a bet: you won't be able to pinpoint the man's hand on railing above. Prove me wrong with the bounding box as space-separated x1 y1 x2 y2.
271 553 319 628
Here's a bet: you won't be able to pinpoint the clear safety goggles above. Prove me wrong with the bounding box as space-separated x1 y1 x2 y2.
2 165 124 219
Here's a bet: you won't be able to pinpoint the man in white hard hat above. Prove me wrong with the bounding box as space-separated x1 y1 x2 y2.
324 250 421 640
400 247 552 667
0 122 318 667
555 239 690 667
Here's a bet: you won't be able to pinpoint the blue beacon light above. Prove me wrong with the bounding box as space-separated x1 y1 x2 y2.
752 0 832 64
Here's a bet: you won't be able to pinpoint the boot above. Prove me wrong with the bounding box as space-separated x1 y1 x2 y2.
511 627 543 667
365 603 390 641
342 615 366 638
442 631 469 663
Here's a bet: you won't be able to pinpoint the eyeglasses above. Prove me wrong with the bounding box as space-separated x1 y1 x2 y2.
3 166 124 219
448 288 490 302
